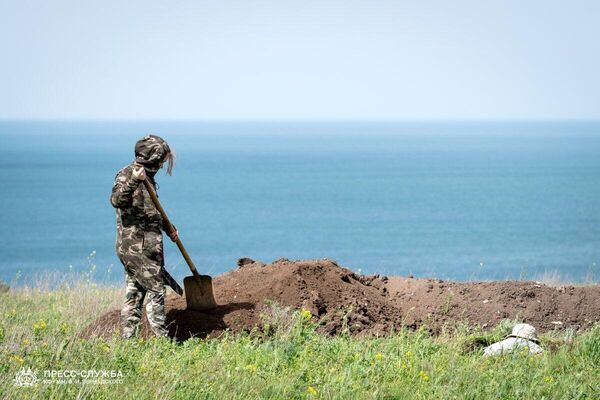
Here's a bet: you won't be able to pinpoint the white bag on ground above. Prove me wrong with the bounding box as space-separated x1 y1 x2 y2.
483 323 543 356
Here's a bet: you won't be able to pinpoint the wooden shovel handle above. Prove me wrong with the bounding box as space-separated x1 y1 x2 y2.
142 178 201 278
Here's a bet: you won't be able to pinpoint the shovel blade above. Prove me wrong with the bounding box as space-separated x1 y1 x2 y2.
183 275 217 311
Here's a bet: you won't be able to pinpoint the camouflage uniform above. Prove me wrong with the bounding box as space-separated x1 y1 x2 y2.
110 135 172 338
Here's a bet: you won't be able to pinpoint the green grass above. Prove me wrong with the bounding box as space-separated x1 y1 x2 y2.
1 282 599 399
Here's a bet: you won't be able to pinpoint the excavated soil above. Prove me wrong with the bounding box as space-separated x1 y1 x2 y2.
81 258 600 341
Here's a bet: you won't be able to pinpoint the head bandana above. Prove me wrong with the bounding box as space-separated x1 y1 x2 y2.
134 135 174 176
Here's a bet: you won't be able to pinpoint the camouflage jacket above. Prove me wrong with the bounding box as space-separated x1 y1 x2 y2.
111 163 166 251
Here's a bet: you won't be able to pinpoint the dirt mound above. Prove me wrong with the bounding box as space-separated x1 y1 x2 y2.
81 258 600 341
386 277 600 333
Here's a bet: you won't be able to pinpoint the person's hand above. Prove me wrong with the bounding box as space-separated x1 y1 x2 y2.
132 163 146 182
169 230 179 242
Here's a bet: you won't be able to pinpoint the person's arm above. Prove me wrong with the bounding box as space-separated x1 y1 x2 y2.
162 219 179 242
110 165 145 208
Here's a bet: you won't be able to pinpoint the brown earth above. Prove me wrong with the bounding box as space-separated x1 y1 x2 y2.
80 258 600 341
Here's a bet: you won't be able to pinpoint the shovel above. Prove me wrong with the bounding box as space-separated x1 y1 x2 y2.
143 178 217 311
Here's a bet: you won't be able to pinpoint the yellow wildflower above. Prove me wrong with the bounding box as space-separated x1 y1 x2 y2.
300 308 312 321
22 339 31 346
544 376 554 383
10 355 25 365
374 353 383 361
307 386 317 395
60 323 70 335
419 370 430 382
405 351 413 358
245 364 257 373
33 319 47 331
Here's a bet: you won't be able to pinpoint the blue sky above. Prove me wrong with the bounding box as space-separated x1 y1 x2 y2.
1 1 599 120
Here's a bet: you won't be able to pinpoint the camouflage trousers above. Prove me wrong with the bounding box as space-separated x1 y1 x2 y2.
118 229 168 338
121 272 168 338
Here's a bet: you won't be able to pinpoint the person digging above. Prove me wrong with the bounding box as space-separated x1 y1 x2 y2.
110 134 178 338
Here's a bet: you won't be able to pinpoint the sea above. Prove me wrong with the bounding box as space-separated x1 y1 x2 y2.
1 120 599 286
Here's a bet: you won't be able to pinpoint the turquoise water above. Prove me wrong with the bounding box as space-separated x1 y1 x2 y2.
1 120 599 284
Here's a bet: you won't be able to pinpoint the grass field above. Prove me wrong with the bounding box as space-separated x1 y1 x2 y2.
0 280 599 399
